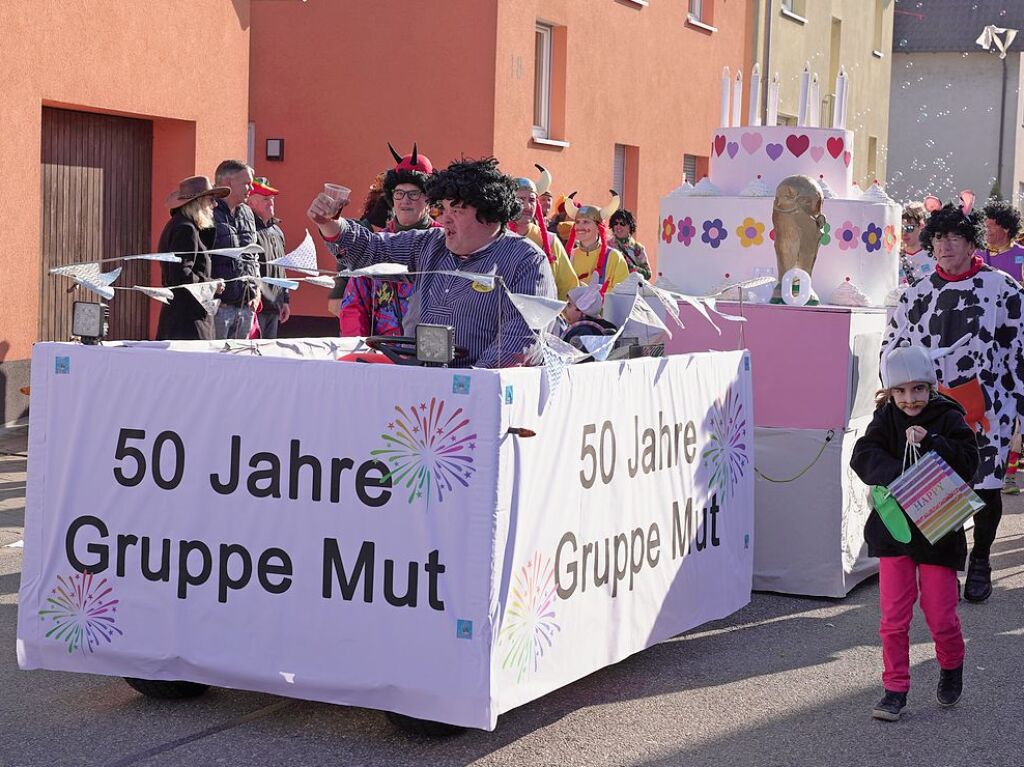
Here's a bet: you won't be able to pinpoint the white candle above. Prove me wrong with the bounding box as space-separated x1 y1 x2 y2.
749 63 762 126
808 73 820 127
767 71 779 126
720 66 731 128
797 63 810 126
836 66 848 129
732 70 743 127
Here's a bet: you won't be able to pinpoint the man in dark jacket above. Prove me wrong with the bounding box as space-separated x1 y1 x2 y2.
211 159 260 338
248 176 290 338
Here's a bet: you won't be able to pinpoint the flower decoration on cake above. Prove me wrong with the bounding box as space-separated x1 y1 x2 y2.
676 216 697 246
862 223 883 253
819 221 832 246
736 217 765 248
883 224 897 252
661 215 676 244
836 220 860 251
701 218 728 249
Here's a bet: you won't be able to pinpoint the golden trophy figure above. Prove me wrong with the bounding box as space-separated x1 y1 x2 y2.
770 175 826 305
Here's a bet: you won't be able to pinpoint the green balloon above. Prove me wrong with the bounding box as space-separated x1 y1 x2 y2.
870 485 912 543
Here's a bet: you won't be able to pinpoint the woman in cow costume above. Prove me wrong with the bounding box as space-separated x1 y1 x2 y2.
883 193 1024 602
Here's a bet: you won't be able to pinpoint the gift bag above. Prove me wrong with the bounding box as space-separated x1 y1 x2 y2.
887 441 985 545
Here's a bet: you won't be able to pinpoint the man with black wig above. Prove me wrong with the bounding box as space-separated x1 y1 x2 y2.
308 158 555 368
981 199 1024 282
883 200 1024 602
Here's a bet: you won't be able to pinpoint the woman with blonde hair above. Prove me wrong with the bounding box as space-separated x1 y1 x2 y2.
156 176 227 340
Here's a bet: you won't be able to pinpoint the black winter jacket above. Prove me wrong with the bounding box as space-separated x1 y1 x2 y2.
850 393 979 570
155 213 216 341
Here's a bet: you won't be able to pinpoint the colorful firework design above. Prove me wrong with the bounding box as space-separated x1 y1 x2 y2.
38 572 122 654
371 397 478 504
498 552 561 683
701 386 750 500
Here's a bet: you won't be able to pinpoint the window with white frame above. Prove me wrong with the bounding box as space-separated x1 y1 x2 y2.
688 0 703 22
683 155 698 185
533 24 552 139
613 145 626 195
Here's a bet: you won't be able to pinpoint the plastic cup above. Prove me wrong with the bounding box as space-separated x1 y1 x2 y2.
323 183 351 217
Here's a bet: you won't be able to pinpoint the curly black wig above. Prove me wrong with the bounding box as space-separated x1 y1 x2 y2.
383 168 431 201
426 158 521 224
982 199 1022 240
920 202 986 252
609 209 637 235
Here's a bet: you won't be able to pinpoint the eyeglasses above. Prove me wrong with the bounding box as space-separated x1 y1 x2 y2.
392 189 424 201
902 224 918 233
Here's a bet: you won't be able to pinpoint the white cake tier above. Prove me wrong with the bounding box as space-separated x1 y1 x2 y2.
707 127 854 197
657 194 900 306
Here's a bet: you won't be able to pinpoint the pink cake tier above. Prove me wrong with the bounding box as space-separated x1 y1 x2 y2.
657 185 901 306
708 127 854 196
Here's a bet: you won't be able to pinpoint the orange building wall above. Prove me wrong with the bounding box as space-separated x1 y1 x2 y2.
493 0 754 276
0 0 251 370
248 0 500 319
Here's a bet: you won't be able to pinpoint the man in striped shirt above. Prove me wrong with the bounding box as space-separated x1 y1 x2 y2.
308 158 556 368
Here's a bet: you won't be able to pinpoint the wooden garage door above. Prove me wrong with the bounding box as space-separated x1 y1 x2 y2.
40 108 153 341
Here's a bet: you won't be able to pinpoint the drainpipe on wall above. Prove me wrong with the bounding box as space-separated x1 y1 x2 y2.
996 54 1008 199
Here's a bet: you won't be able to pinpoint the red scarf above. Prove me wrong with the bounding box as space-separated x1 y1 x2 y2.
935 254 984 282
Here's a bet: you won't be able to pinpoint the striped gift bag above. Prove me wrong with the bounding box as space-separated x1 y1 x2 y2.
888 449 985 545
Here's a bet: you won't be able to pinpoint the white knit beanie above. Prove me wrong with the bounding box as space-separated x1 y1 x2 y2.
881 344 936 389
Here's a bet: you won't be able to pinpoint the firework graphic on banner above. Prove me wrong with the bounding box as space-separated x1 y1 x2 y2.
498 552 560 683
701 385 750 500
38 572 122 654
371 397 478 504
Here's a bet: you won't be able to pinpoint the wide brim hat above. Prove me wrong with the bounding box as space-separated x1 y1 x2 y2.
164 175 229 210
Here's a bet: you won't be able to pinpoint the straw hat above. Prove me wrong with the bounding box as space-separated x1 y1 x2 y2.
164 175 229 210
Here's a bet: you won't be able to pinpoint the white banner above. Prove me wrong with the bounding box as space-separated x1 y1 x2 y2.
18 345 753 730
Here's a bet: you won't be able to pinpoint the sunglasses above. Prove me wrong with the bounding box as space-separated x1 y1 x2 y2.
392 189 424 201
902 224 918 233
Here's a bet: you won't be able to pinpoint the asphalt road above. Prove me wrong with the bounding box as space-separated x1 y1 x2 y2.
1 423 1021 767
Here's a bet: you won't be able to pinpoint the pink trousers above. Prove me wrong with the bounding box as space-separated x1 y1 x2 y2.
879 556 965 692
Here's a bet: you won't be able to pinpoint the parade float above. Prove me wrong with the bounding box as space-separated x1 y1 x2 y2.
659 66 902 597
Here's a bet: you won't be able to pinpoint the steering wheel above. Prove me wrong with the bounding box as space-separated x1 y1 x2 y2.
365 336 469 366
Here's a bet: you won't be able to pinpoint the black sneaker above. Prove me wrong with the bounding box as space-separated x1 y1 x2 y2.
872 690 907 721
937 665 963 706
964 556 992 603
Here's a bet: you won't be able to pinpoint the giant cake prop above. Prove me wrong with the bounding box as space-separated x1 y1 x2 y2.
658 66 901 306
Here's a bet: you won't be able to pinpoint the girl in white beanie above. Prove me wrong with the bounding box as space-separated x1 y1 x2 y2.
850 343 979 721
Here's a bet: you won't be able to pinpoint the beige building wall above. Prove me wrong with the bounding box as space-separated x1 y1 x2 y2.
751 0 894 188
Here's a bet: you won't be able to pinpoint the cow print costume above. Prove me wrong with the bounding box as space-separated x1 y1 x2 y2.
884 265 1024 489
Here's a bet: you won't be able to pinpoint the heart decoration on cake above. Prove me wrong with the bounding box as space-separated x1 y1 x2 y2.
843 151 852 167
786 134 810 158
810 146 825 163
766 143 784 161
714 135 727 157
741 132 763 154
826 136 845 159
727 141 739 158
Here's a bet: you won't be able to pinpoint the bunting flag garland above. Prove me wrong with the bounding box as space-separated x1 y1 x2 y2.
268 230 319 275
206 244 263 260
338 262 410 278
619 290 671 341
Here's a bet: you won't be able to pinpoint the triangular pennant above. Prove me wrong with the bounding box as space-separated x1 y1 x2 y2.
179 282 221 316
133 286 175 305
506 292 566 331
429 265 497 289
303 275 338 289
260 276 300 291
337 262 410 278
51 264 122 300
121 252 182 263
269 230 319 275
621 291 671 341
207 244 263 259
